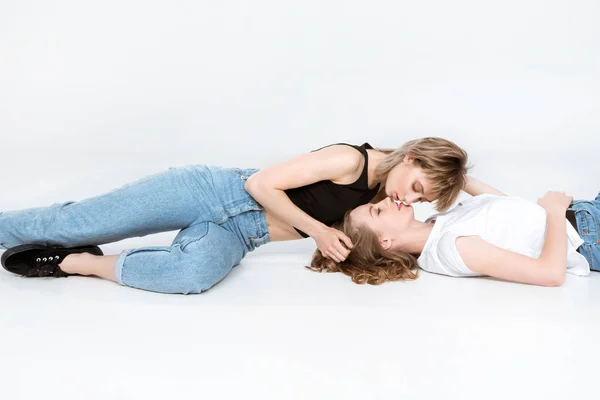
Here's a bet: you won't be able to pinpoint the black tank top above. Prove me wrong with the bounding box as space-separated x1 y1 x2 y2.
284 143 381 238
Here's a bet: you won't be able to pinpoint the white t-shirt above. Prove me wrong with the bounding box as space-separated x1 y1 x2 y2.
417 194 590 277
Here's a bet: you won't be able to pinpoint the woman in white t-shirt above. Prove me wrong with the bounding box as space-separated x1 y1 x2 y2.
308 177 598 287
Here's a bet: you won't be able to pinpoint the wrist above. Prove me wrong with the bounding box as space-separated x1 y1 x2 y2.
545 206 567 217
306 222 328 238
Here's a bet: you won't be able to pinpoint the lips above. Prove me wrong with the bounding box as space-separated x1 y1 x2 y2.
393 192 399 201
395 200 402 210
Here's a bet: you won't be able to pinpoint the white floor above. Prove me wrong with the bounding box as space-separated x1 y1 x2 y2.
1 150 596 400
2 0 599 397
1 240 599 400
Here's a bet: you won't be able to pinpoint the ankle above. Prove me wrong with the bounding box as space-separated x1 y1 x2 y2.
59 252 96 275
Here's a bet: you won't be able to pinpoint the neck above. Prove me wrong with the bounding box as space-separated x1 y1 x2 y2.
367 150 388 186
396 219 434 255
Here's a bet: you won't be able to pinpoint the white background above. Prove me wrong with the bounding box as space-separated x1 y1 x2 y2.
1 1 599 399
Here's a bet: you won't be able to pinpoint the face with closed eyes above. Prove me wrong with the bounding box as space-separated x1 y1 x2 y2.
348 196 416 251
384 156 434 206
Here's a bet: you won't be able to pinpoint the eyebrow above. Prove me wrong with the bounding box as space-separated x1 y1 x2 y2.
369 205 374 218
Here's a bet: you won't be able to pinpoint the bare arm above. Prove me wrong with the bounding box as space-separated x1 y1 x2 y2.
456 226 565 287
244 145 363 261
464 176 507 197
456 191 572 286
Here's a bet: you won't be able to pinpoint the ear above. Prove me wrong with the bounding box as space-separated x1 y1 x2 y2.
380 237 392 251
403 154 414 164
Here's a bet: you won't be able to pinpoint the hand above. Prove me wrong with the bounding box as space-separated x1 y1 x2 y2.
537 191 573 214
312 226 353 263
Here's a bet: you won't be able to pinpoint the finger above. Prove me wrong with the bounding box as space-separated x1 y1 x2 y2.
321 250 330 259
328 252 341 263
331 248 345 261
333 247 346 260
334 243 350 258
337 232 354 249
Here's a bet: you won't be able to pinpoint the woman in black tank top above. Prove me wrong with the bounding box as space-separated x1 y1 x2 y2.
1 138 471 295
246 138 469 263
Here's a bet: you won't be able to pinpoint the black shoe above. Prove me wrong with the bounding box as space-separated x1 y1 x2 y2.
1 244 103 278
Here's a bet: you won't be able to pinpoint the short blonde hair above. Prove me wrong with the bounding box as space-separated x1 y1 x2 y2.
375 137 469 211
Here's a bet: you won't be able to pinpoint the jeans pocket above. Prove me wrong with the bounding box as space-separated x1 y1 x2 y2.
575 208 599 244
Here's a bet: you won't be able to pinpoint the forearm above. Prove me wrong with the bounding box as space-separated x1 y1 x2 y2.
464 176 507 197
245 178 325 237
537 210 568 276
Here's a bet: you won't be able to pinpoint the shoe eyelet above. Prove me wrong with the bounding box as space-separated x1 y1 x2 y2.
42 257 47 262
36 258 41 262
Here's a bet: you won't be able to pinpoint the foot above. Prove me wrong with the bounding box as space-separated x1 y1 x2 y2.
58 252 98 275
1 244 103 278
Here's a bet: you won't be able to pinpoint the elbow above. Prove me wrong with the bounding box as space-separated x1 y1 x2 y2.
244 173 268 198
540 267 566 287
545 273 566 287
532 259 566 287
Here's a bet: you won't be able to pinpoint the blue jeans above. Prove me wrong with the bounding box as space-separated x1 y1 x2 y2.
0 165 270 294
570 192 600 271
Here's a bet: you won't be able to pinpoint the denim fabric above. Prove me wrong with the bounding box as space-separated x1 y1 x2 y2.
570 192 600 272
0 165 270 294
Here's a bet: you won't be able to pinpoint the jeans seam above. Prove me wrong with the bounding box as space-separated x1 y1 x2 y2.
575 208 598 238
581 244 597 271
177 225 210 251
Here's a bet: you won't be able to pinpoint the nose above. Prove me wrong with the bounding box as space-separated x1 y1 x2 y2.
377 197 393 207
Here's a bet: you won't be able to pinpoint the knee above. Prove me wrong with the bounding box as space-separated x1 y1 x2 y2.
175 257 232 294
120 246 230 295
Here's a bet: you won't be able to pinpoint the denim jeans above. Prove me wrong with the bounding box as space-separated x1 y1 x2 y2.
0 165 270 294
570 192 600 271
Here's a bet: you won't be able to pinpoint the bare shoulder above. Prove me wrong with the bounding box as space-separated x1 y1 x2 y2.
455 236 488 265
314 144 365 185
247 143 366 191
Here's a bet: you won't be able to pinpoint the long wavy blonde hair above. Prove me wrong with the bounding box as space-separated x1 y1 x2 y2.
307 211 419 285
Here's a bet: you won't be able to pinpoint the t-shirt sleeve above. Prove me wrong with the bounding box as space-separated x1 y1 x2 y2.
435 231 482 277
